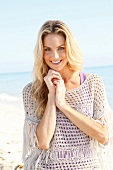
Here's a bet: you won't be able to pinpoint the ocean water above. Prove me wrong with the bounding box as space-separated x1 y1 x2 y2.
0 65 113 109
84 65 113 109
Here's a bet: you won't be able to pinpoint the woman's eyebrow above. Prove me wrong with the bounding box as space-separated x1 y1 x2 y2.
58 44 65 47
44 46 50 48
44 44 65 48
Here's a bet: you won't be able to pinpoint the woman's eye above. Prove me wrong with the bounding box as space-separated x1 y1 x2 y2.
45 48 51 51
58 47 64 50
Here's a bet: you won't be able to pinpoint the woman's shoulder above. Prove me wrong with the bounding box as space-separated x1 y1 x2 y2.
22 82 36 108
22 82 32 95
22 82 34 103
86 73 103 83
85 73 105 90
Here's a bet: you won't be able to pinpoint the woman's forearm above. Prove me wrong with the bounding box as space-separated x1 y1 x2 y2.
59 103 108 145
36 93 56 150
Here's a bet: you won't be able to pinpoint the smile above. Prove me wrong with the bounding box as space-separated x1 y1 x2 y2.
51 60 62 64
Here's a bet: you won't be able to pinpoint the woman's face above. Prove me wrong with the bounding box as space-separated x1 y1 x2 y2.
43 33 68 72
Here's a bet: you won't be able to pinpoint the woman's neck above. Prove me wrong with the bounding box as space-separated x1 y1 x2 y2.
59 67 79 83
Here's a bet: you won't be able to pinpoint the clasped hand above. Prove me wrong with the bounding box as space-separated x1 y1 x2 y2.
44 69 66 108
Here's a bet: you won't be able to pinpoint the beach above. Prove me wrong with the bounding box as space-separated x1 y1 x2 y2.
0 95 24 170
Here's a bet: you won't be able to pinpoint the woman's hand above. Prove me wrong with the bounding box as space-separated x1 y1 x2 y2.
44 69 60 94
52 72 66 109
44 69 66 108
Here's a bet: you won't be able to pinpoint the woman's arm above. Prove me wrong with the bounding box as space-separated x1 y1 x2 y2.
54 73 109 145
36 70 61 150
36 93 56 150
58 103 108 145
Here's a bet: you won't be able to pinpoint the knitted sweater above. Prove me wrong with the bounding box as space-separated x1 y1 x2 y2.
22 74 112 170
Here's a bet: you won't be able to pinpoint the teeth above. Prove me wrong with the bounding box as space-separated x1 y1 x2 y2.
52 60 61 64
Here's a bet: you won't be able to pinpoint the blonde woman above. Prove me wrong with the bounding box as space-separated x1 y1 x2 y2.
22 20 112 169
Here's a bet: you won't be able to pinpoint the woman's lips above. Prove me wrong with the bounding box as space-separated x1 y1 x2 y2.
51 60 62 64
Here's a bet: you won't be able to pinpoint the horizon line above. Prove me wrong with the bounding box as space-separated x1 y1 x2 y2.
0 64 113 75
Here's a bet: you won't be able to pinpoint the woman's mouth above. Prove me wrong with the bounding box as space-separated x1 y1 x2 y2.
51 60 62 64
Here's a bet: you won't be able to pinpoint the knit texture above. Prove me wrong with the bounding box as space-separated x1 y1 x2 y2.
22 74 112 170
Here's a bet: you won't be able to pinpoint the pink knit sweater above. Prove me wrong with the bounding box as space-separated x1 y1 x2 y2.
22 74 112 170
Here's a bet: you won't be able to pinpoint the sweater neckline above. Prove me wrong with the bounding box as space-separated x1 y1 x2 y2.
66 73 93 93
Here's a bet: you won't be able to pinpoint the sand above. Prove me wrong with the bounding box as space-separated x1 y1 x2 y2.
0 95 24 170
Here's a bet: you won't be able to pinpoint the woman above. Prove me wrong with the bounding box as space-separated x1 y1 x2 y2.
22 20 112 169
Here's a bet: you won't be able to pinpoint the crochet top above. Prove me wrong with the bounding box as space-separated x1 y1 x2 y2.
22 73 112 170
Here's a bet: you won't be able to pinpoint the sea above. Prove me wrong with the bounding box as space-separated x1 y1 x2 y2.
0 65 113 109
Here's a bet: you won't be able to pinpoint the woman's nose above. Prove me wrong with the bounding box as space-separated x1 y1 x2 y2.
52 51 59 59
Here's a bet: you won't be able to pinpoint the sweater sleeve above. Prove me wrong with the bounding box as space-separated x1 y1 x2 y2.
92 75 113 144
22 83 41 162
93 75 108 124
92 75 113 168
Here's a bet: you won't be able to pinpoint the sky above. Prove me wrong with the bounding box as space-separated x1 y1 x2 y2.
0 0 113 73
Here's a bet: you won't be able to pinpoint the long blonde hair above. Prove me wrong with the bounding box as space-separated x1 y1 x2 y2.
32 20 84 117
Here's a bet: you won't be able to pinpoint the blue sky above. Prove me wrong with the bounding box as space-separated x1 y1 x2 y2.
0 0 113 73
